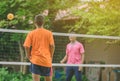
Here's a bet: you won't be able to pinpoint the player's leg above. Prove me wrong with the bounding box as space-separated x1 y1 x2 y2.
74 67 82 81
45 67 52 81
32 73 40 81
66 66 74 81
29 63 41 81
45 76 52 81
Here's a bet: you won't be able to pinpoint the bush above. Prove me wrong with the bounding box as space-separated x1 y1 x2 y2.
0 68 32 81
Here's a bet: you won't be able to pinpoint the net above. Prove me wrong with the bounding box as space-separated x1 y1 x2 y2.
0 28 120 81
0 28 120 62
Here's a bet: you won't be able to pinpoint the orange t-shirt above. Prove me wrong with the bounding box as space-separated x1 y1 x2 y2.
23 28 54 67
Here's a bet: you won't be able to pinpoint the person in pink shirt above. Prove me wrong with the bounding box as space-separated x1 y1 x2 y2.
60 32 85 81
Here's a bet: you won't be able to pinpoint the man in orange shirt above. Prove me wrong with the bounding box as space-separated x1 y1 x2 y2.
23 14 55 81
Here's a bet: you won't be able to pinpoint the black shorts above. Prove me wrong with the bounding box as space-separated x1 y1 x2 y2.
30 63 52 76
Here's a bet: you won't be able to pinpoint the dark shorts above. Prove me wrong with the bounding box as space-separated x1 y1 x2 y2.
30 63 52 76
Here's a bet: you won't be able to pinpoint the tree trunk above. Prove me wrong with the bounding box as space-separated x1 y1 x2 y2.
18 41 27 74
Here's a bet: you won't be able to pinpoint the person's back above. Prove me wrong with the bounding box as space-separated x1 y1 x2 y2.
29 28 54 67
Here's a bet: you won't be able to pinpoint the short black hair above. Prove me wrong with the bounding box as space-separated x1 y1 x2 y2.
34 14 44 27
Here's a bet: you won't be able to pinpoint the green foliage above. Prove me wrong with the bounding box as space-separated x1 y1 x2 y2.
0 0 119 36
0 67 89 81
0 0 79 29
10 33 25 41
68 1 120 36
0 68 32 81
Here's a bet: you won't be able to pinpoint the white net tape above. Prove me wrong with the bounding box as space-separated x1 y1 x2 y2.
0 61 120 67
0 28 120 40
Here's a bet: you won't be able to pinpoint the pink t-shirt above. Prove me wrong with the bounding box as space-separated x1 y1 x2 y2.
66 41 85 64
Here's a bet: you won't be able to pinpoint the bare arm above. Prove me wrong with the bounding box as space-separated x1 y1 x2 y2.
79 53 85 71
81 53 85 64
50 45 55 59
24 46 31 60
60 54 68 63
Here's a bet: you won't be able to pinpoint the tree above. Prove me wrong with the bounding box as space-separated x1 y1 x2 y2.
65 0 120 36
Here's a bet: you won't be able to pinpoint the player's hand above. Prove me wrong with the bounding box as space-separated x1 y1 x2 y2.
60 60 64 64
78 67 83 71
26 54 31 60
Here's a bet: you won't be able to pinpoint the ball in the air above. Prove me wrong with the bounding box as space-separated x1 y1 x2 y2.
7 13 14 20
